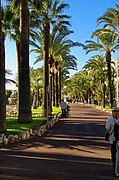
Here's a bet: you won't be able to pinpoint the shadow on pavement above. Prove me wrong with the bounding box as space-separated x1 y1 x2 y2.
0 103 116 180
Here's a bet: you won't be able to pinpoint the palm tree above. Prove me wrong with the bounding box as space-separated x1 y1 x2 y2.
5 69 16 85
85 29 117 108
3 4 20 83
83 55 107 107
5 0 32 122
97 4 119 42
18 0 32 122
97 4 119 106
0 0 20 132
30 27 79 108
30 67 43 108
67 70 89 103
31 0 71 116
0 0 6 132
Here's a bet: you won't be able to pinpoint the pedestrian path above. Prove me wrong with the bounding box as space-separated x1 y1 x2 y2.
0 103 117 179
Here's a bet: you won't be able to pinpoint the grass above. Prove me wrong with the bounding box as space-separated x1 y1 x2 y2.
105 106 111 111
5 106 61 136
32 106 61 116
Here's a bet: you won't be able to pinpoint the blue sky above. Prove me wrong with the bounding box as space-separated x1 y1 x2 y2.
64 0 119 72
5 0 119 89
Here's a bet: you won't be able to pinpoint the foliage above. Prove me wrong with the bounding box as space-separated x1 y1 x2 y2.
5 106 61 135
6 89 12 99
30 67 43 91
6 116 47 135
32 106 61 115
6 89 12 103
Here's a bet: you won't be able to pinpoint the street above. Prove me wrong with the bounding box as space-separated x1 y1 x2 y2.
0 103 115 179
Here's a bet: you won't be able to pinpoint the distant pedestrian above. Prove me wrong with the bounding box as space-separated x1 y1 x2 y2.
60 99 67 117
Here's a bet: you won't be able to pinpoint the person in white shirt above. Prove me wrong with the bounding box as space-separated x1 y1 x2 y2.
60 99 67 117
105 107 119 175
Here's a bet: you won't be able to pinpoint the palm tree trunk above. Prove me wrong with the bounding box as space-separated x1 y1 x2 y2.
16 42 20 109
55 61 59 107
37 88 40 107
50 71 52 107
101 80 106 108
42 22 50 116
32 92 37 109
88 88 91 104
55 70 59 107
59 67 62 104
52 71 55 106
18 0 32 123
103 83 106 108
106 51 113 108
0 32 6 132
0 0 6 132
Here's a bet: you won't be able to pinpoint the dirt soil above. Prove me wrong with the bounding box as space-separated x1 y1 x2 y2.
0 103 116 180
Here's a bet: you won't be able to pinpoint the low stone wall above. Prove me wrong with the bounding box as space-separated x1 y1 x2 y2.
0 113 61 147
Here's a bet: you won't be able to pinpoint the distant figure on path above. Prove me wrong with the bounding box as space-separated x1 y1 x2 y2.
60 99 67 117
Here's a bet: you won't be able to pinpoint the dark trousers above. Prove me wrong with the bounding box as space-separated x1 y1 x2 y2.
111 141 117 170
61 109 66 117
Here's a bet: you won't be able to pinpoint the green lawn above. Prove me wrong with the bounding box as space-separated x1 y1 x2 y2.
32 106 61 116
5 106 61 136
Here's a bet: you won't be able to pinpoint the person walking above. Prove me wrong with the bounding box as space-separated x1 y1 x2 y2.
105 107 119 176
60 99 67 118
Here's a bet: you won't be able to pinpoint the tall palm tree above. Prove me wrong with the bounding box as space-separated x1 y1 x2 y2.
83 55 107 107
18 0 32 122
30 27 78 108
0 0 20 131
49 29 78 106
0 0 6 132
6 0 32 122
85 29 117 108
31 0 71 116
97 4 119 105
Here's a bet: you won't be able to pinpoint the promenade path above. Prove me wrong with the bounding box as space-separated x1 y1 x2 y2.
0 103 116 180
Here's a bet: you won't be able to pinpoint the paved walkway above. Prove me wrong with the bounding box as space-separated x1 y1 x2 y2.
0 103 116 179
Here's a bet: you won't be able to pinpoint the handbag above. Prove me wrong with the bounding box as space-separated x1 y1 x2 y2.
105 132 110 141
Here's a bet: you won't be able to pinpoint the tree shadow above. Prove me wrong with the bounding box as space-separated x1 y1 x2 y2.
0 149 115 180
0 104 114 179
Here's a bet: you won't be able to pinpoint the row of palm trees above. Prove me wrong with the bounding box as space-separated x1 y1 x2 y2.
0 0 79 133
2 1 118 134
31 3 119 108
30 28 79 110
85 29 117 108
66 54 115 107
65 4 119 108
